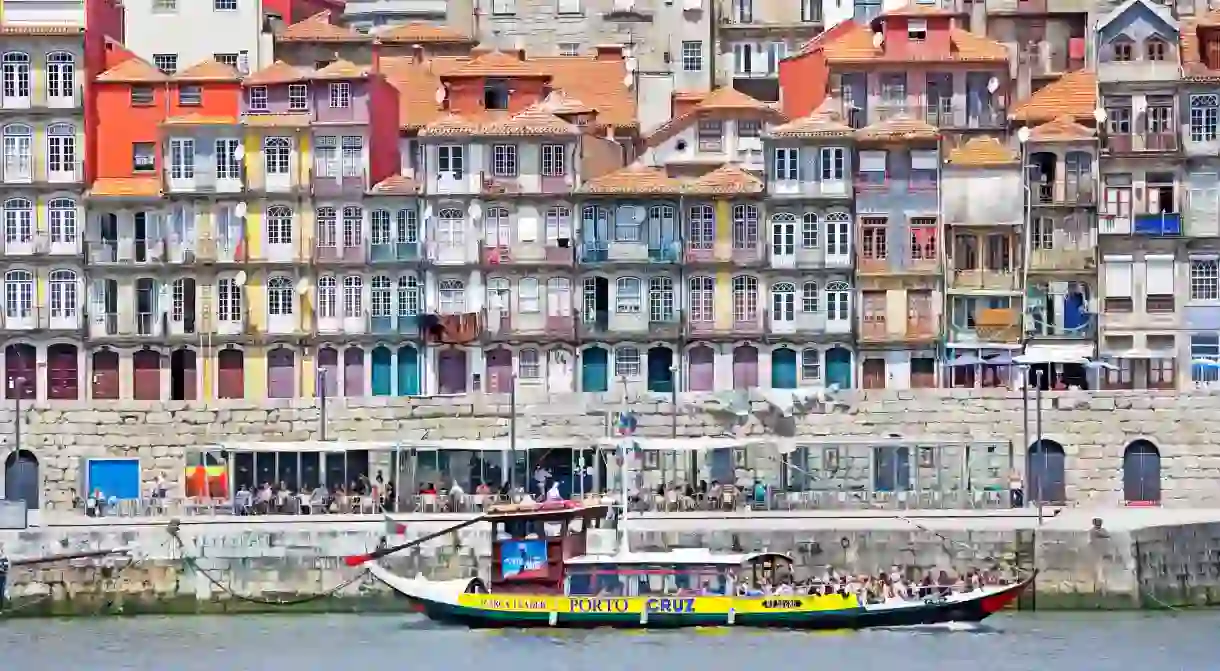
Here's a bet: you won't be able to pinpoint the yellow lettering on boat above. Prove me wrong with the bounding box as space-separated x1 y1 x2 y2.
456 593 859 614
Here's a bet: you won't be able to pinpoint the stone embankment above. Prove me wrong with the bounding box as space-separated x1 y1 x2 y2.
1 388 1219 509
1 508 1219 616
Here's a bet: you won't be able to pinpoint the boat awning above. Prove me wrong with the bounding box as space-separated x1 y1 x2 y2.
1017 343 1096 365
565 550 795 567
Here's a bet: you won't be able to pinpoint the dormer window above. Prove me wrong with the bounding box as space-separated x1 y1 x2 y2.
1112 38 1133 62
908 19 927 41
1146 38 1167 61
484 79 509 110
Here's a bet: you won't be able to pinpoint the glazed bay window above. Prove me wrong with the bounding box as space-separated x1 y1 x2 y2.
860 217 887 261
1144 254 1175 313
1190 257 1219 301
1191 94 1219 143
1145 96 1175 150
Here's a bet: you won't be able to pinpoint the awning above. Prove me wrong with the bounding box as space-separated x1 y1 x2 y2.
1017 343 1096 365
1107 349 1176 360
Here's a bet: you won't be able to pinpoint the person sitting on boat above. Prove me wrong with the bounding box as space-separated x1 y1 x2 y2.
545 482 563 502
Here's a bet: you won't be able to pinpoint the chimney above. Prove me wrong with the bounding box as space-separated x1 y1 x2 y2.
594 44 624 61
371 38 382 73
511 48 526 61
412 43 425 65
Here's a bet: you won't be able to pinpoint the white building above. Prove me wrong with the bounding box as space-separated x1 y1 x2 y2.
120 0 273 74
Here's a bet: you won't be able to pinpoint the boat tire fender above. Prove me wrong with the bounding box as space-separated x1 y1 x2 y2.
548 611 558 627
640 609 648 625
727 609 736 626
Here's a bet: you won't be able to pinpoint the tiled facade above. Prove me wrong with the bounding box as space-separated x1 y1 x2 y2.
16 0 1220 399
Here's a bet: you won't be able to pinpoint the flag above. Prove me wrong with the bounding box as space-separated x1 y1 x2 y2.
616 411 637 436
384 516 406 536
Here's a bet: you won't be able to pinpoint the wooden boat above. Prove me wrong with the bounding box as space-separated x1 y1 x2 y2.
366 502 1032 630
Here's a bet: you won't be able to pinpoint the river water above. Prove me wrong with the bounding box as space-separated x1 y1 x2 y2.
2 612 1212 670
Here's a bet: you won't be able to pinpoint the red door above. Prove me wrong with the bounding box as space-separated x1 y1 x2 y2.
91 349 120 399
46 343 78 400
132 349 162 401
217 348 245 399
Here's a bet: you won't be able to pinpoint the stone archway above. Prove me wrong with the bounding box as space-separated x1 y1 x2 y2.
1123 440 1161 505
1027 439 1067 504
3 449 40 510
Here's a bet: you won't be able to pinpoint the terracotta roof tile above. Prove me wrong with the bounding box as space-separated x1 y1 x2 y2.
242 113 312 128
822 24 1007 64
277 11 367 42
480 107 580 136
1028 115 1095 142
579 163 685 195
0 24 84 36
1182 17 1220 81
767 112 853 139
684 164 764 196
174 58 242 82
946 136 1018 167
245 60 311 86
97 57 168 83
879 3 962 17
446 50 551 78
368 175 421 194
645 86 785 147
1011 70 1097 122
162 113 239 126
538 90 595 116
376 22 474 44
88 177 161 198
856 115 939 141
419 113 482 136
312 59 369 80
382 53 636 131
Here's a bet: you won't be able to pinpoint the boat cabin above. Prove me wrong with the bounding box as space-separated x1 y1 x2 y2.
563 550 795 598
486 502 611 595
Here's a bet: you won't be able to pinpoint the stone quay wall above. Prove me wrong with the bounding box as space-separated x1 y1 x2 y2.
0 388 1218 510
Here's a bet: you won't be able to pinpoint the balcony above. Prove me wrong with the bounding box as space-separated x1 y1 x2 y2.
369 313 420 336
769 179 851 199
1182 126 1220 158
1029 248 1095 273
577 310 610 337
1033 181 1095 207
136 311 163 337
949 269 1022 292
579 242 608 264
314 242 367 264
47 162 84 186
974 308 1021 343
1104 132 1178 154
86 239 166 266
196 235 247 264
88 312 120 339
648 243 680 264
482 242 574 268
1 84 82 111
488 311 576 338
1096 61 1180 85
312 171 366 198
370 241 422 263
202 310 250 337
870 102 1005 130
859 316 937 343
0 306 81 333
766 310 827 336
687 317 764 337
649 311 682 338
163 168 244 195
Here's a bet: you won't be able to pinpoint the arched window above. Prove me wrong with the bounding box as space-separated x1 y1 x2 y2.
370 210 392 246
824 211 850 256
770 212 796 256
48 198 76 244
688 205 714 249
342 205 362 247
396 209 419 243
46 51 75 99
771 281 796 320
3 198 33 243
267 276 294 316
397 276 419 316
263 137 290 174
437 208 465 246
4 269 33 318
316 206 337 247
688 275 714 322
519 347 541 379
649 276 674 322
342 275 363 317
266 205 293 245
317 275 337 318
801 281 819 313
2 124 32 179
615 345 641 378
47 122 75 175
439 279 465 314
801 212 820 249
615 276 642 313
48 269 76 318
731 204 758 249
731 275 758 321
1 53 31 99
370 275 392 317
544 205 571 243
826 280 851 321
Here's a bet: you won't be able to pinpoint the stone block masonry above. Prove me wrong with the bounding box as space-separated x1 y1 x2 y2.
2 388 1220 509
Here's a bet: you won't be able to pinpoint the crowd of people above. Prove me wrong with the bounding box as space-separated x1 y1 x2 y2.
742 567 1004 605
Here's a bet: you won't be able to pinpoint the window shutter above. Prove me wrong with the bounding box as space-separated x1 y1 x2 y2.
1145 255 1175 295
1103 256 1133 297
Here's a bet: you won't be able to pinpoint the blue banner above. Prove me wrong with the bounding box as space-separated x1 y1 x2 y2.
501 540 548 580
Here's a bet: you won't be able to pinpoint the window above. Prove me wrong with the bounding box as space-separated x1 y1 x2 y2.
47 123 75 175
558 43 580 56
48 270 76 319
131 86 154 105
370 210 392 246
731 204 758 249
1191 94 1219 143
4 270 32 319
857 149 887 186
313 135 337 177
437 145 464 178
437 208 465 247
169 138 195 179
545 206 571 243
153 0 177 10
861 217 887 260
518 348 541 379
909 150 938 188
682 41 703 72
801 281 818 313
397 276 420 316
340 136 362 177
3 198 32 244
616 277 641 313
800 349 821 381
615 346 641 378
264 137 290 175
649 276 674 322
697 119 723 152
317 275 337 318
689 276 714 322
821 147 845 180
214 53 239 69
1103 256 1133 312
1 53 31 100
801 213 819 249
770 213 796 257
910 220 937 260
1191 258 1219 301
614 205 641 242
801 0 820 22
1032 217 1054 250
1145 255 1175 313
1111 38 1133 62
280 83 307 111
370 275 392 319
908 19 927 40
249 86 268 111
342 276 363 317
731 275 758 322
732 0 753 22
771 282 796 321
46 52 75 99
774 147 799 181
825 212 850 255
329 82 350 108
492 0 516 14
48 198 75 244
397 209 419 244
558 0 582 13
214 0 237 8
178 85 202 105
132 142 156 172
541 144 565 176
215 138 241 179
266 205 293 245
825 280 851 321
267 276 293 316
1146 38 1166 61
342 206 362 249
492 144 517 177
216 277 242 321
153 54 178 74
1192 333 1220 383
688 205 714 249
738 120 761 139
438 279 465 314
484 79 509 109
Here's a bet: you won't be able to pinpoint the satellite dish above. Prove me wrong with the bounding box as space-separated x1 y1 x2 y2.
987 76 999 93
233 270 247 285
563 173 574 186
1016 126 1031 144
468 201 483 220
434 87 446 105
423 204 433 219
622 74 633 88
872 32 884 48
233 202 248 218
295 277 310 295
231 144 245 161
625 57 638 73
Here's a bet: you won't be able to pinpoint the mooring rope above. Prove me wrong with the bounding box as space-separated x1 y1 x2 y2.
1 554 141 616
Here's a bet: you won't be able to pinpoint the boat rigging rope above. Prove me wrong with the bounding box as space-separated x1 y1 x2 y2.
165 520 371 607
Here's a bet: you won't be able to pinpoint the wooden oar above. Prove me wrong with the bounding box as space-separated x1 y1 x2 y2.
12 546 132 567
344 514 488 566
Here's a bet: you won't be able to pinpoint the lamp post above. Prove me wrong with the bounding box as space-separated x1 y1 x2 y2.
10 377 24 459
1034 368 1045 526
508 372 518 493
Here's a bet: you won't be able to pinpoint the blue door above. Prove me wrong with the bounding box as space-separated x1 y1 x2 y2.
86 458 140 500
872 446 910 492
582 346 608 392
771 348 797 389
1123 440 1161 504
371 346 392 396
647 346 673 393
826 346 852 389
396 345 419 396
1027 440 1066 504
